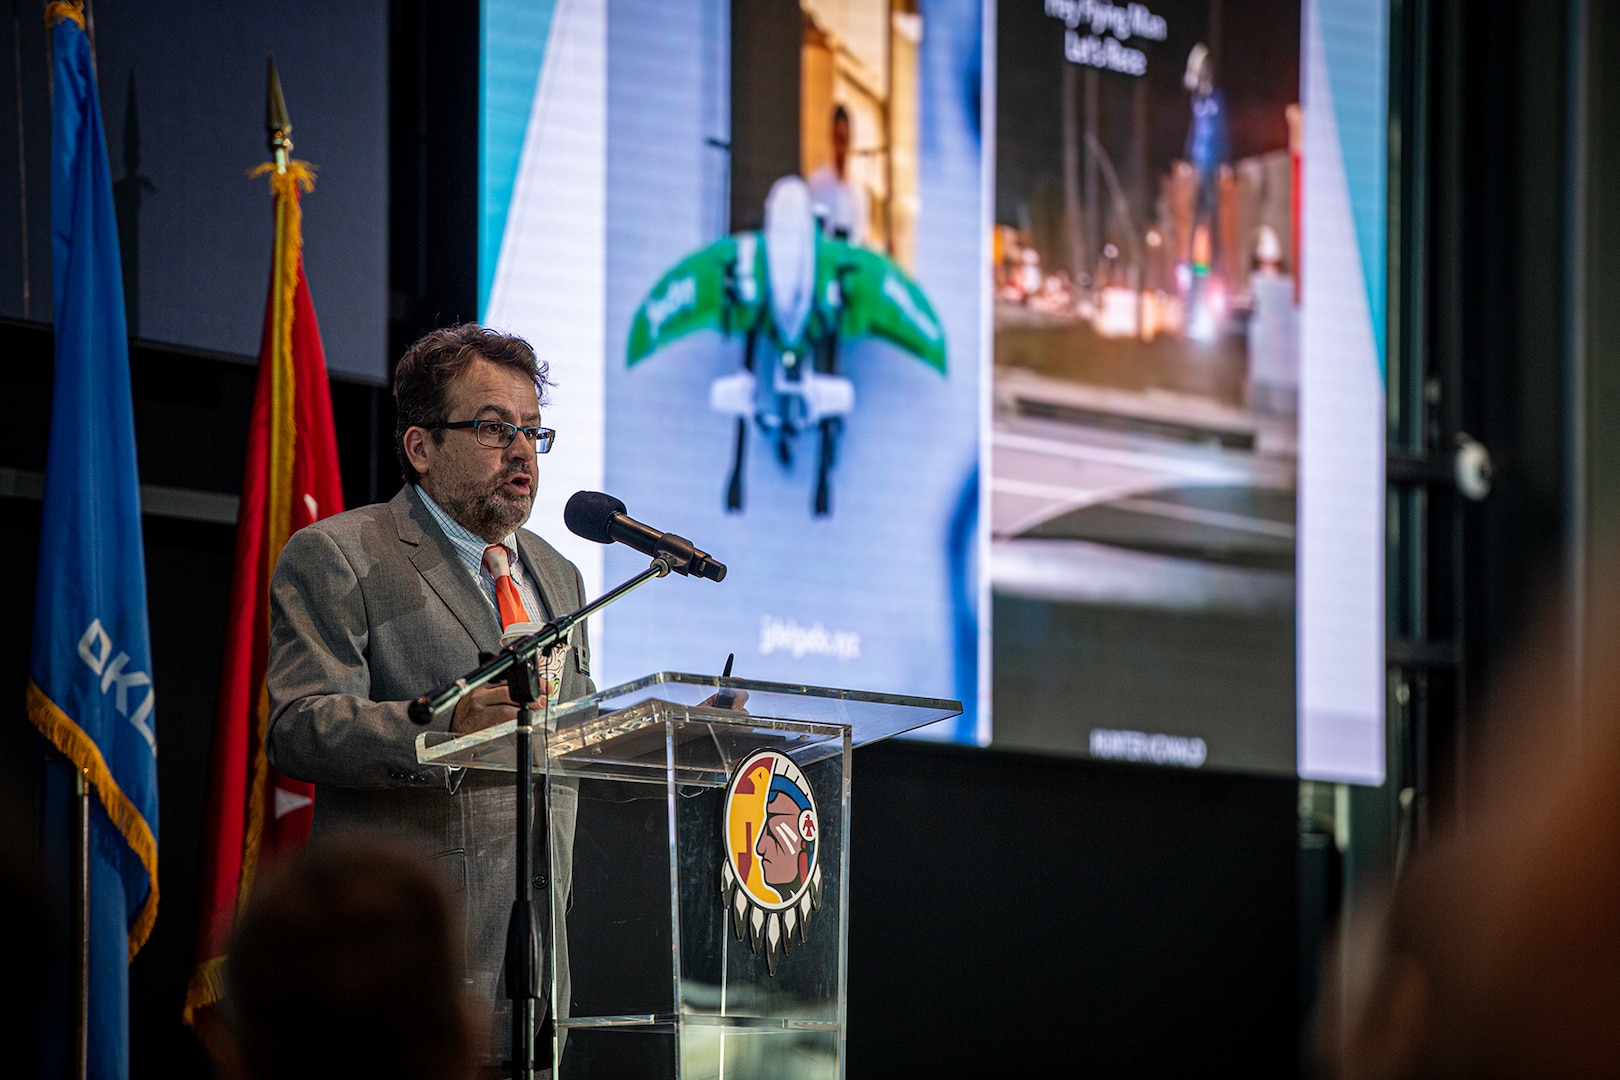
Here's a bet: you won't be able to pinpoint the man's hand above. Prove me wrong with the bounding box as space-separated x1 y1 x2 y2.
449 678 555 734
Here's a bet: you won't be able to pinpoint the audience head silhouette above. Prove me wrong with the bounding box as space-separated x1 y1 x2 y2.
222 833 476 1080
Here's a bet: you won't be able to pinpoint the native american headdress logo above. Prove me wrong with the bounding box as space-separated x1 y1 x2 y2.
720 749 823 974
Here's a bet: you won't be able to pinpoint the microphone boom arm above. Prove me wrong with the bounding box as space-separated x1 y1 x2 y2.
409 554 676 725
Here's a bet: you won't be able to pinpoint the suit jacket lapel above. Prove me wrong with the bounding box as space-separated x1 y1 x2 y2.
392 486 504 657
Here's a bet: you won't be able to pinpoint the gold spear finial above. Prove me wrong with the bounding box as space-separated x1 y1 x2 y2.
266 56 292 173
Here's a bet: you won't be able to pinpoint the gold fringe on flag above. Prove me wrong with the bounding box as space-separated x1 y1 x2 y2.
182 957 226 1027
45 1 86 30
27 680 160 959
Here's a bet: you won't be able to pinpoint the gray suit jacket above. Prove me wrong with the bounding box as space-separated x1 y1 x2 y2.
266 483 593 1067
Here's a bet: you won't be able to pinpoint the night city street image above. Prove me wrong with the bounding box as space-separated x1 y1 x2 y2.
990 0 1304 775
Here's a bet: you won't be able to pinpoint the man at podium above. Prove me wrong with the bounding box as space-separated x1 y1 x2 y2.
265 323 594 1077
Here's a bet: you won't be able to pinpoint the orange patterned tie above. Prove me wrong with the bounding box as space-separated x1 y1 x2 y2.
482 544 534 630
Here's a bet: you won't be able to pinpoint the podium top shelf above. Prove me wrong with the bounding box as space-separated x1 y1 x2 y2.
416 672 962 781
554 671 962 743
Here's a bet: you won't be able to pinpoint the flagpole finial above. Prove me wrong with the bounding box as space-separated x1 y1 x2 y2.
266 56 292 173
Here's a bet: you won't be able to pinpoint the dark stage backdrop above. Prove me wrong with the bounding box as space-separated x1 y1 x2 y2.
846 740 1300 1076
0 0 390 381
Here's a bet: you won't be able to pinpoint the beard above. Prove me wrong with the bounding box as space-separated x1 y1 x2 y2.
432 463 535 543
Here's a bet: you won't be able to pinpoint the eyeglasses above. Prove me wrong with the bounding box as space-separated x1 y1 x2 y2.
427 419 556 453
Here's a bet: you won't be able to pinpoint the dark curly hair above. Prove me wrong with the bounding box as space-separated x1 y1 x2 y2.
392 323 553 484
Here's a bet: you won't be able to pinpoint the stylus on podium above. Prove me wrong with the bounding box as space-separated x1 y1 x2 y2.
713 652 737 709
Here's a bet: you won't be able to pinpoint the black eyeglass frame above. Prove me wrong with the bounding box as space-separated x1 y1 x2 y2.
426 419 555 453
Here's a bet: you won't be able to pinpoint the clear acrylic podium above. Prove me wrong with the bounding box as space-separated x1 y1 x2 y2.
418 671 961 1079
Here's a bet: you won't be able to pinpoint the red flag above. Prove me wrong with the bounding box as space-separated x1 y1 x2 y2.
183 142 343 1028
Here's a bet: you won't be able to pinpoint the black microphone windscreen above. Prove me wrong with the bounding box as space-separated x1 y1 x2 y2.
564 490 627 544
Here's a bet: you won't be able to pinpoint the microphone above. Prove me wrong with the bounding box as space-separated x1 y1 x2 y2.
564 491 727 582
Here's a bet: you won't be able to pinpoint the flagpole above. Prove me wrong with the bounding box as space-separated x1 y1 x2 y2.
41 0 50 112
37 9 163 1079
10 0 29 318
55 11 93 1074
267 55 290 175
185 50 337 1045
74 770 90 1080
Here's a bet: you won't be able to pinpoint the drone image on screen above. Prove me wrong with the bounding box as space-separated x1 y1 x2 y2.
628 175 946 517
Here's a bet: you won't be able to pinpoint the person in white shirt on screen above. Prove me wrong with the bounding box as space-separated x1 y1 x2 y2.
807 104 867 245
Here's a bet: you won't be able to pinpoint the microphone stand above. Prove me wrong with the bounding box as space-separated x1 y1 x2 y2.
410 553 683 1080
